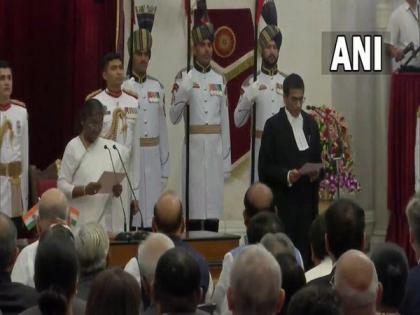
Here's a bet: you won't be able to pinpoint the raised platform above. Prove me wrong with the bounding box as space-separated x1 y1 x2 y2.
109 231 240 280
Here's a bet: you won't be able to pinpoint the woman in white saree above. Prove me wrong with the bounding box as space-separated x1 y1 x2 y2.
58 99 128 232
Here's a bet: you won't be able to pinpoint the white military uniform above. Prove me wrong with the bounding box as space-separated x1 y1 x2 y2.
387 0 420 69
87 89 139 230
170 63 231 220
0 100 28 217
123 73 169 227
234 66 286 181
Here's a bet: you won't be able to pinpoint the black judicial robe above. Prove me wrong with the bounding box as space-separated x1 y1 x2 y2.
258 107 322 263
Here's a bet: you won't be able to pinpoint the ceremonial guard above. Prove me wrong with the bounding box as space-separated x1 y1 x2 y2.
123 4 169 228
234 0 285 181
0 60 29 219
170 1 231 232
86 53 139 231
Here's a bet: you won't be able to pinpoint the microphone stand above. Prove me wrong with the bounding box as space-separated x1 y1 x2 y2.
112 144 144 230
104 145 132 241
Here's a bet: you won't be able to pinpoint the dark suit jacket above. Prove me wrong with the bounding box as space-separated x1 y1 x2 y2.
172 237 210 295
259 107 322 263
401 264 420 315
0 272 38 315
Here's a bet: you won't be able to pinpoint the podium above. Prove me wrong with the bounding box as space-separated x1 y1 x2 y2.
109 231 240 280
387 72 420 264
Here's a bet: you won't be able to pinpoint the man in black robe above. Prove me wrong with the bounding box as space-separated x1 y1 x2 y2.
258 73 322 265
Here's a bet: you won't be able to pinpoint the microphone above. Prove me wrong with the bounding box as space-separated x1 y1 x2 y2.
306 105 320 111
104 144 131 241
112 144 144 229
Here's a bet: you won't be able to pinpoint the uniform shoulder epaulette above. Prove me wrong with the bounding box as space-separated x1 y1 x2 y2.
85 89 102 101
278 70 288 78
175 67 189 81
122 88 138 99
10 99 26 108
147 75 164 90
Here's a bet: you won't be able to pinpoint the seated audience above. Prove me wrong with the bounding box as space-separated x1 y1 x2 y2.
213 211 284 315
274 253 306 314
152 191 211 299
240 182 276 246
0 213 38 314
310 198 366 286
334 249 381 315
86 268 141 315
75 222 109 300
305 214 333 282
227 245 284 315
20 224 84 315
370 242 408 315
153 248 207 315
126 233 174 314
401 194 420 315
260 232 304 267
12 188 69 287
287 285 342 315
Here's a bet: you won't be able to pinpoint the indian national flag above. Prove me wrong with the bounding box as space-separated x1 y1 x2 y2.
22 205 38 231
69 207 80 227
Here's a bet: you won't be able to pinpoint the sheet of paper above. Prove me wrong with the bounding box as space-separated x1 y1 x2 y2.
97 171 125 194
299 163 323 175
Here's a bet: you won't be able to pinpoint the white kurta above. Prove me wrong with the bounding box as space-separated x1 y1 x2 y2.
170 66 231 220
11 240 38 287
0 102 28 217
58 136 128 232
123 75 169 227
234 70 285 181
92 89 139 227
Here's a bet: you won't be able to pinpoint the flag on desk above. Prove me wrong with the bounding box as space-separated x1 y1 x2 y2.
22 205 80 230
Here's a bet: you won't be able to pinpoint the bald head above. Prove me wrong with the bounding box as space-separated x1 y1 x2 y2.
0 213 17 271
244 183 275 221
334 250 379 314
38 188 68 222
153 191 184 236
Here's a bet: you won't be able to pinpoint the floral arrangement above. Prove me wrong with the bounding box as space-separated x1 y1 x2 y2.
308 105 360 200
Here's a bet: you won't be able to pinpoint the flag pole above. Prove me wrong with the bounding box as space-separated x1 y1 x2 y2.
185 0 192 232
250 0 259 184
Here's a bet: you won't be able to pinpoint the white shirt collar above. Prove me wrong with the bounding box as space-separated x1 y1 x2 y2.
405 0 420 11
284 107 303 124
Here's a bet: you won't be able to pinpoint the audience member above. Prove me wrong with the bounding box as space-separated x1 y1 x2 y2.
152 191 211 298
213 211 284 315
227 245 284 315
86 268 141 315
305 214 333 282
287 285 342 315
334 249 381 315
370 242 408 315
12 188 69 287
20 224 84 315
310 198 365 286
154 248 207 315
0 213 38 314
260 232 304 267
274 253 306 314
401 194 420 315
75 222 109 300
240 182 276 245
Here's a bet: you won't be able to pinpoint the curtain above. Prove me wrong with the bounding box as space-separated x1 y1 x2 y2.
0 0 122 169
387 73 420 265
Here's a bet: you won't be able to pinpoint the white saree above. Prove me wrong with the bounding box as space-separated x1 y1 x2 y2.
58 136 128 232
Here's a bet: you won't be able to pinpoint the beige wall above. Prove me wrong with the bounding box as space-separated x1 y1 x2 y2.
123 0 332 224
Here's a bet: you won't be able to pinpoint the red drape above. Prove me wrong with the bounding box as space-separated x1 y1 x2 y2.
387 72 420 265
0 0 121 169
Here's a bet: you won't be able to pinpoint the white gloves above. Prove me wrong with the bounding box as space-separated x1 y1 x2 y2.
180 72 194 93
122 77 137 95
244 81 259 102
